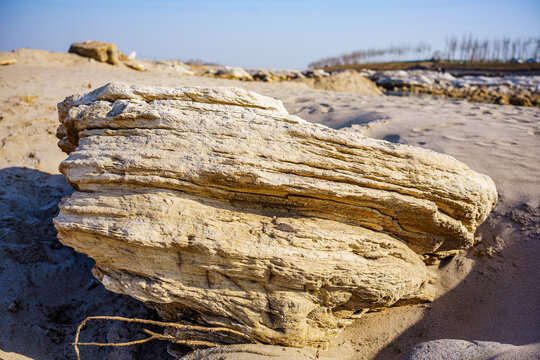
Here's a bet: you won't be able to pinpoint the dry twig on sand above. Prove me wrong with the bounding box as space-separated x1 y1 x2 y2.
72 315 257 360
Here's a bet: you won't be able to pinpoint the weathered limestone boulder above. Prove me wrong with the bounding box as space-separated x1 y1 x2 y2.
53 82 497 348
68 41 121 65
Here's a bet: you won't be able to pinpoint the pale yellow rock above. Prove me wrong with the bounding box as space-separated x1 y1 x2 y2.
53 82 497 348
211 66 254 81
0 58 18 66
124 60 146 71
68 41 120 65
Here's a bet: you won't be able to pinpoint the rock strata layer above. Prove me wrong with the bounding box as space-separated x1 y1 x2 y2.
54 82 497 347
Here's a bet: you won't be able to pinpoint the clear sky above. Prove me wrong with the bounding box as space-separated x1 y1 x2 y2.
1 0 539 69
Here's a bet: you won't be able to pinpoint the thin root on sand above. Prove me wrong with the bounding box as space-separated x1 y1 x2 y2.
72 315 257 360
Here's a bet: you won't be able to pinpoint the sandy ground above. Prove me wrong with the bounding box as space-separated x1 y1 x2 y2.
0 49 539 359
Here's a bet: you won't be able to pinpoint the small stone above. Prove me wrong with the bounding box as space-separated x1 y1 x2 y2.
86 279 100 290
48 240 62 249
8 300 22 313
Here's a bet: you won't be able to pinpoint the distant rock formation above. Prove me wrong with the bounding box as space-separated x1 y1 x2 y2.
54 82 497 348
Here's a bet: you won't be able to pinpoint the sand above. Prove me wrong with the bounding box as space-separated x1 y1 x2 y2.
0 49 539 359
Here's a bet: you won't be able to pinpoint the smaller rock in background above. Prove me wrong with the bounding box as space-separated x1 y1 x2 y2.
403 339 540 360
211 66 253 80
68 41 120 65
0 58 18 66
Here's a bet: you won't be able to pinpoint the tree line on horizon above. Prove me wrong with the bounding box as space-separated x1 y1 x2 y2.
308 35 540 69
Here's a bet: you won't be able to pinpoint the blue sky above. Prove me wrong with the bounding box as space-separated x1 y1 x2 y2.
1 0 539 69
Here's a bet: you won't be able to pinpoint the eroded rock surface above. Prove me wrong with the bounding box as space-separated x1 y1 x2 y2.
53 82 497 347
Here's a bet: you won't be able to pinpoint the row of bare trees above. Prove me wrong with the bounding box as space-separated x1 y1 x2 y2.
308 43 432 69
444 35 540 62
308 36 540 69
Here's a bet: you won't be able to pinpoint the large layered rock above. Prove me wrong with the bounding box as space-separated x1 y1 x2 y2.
53 82 497 348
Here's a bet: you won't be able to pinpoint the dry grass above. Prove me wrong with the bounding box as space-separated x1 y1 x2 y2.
18 94 39 104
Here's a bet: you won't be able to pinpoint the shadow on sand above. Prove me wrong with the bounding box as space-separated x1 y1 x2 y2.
0 167 170 360
373 200 540 359
2 168 538 359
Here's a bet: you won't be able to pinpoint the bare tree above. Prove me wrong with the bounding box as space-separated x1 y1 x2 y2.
480 40 489 62
449 36 458 60
511 38 520 59
307 35 540 69
502 37 510 61
491 39 501 61
521 38 532 59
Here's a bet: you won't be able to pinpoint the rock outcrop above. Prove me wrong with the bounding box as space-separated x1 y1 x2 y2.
53 82 497 348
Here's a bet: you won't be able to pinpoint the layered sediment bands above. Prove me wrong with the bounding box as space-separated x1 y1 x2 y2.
54 82 497 347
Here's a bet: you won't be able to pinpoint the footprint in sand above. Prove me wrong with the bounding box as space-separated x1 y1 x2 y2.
442 134 472 142
475 139 519 146
412 122 465 133
293 97 313 104
290 103 335 115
